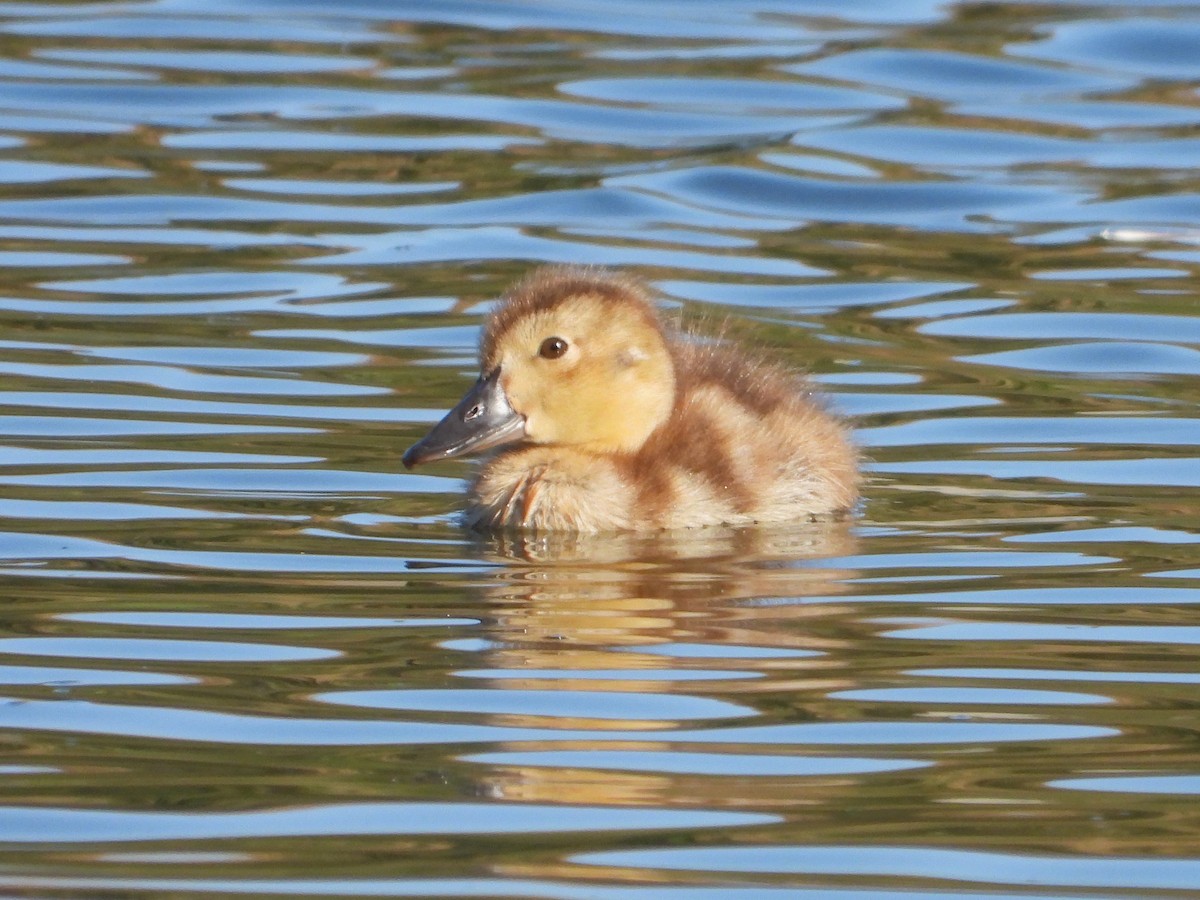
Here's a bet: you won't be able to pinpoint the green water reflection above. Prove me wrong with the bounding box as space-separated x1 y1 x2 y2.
0 0 1197 896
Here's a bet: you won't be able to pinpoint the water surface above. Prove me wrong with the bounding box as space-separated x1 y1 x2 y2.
0 1 1199 897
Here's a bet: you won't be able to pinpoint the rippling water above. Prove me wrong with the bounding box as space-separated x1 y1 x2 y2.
1 1 1199 897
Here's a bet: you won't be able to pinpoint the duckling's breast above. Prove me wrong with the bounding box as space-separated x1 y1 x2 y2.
469 445 636 532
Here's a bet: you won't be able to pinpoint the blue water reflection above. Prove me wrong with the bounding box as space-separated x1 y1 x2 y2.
0 0 1197 896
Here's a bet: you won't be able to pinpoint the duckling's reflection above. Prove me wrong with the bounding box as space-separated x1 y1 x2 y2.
473 517 857 648
458 520 862 809
480 517 856 569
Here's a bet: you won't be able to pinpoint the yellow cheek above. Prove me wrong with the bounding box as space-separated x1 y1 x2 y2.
498 340 672 453
501 364 571 442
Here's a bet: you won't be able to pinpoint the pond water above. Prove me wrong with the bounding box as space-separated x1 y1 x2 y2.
0 0 1198 897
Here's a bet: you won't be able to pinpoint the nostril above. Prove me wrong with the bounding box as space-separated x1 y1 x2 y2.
465 404 482 420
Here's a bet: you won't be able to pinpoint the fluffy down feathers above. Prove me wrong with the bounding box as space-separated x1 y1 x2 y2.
406 266 859 532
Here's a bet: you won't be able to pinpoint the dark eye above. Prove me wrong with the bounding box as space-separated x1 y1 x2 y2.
538 337 568 359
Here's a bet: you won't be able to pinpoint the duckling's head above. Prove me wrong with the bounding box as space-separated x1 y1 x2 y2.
403 267 676 468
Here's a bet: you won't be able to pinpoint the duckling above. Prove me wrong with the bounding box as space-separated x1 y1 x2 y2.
402 266 858 532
